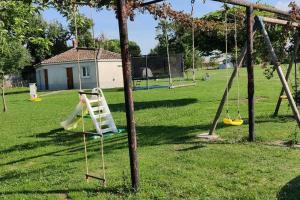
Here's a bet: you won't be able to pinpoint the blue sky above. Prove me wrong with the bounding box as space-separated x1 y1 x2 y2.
42 0 294 54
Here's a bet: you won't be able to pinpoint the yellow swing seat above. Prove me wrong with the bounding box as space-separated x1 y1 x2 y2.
280 95 288 100
231 118 244 126
223 118 233 125
223 118 243 126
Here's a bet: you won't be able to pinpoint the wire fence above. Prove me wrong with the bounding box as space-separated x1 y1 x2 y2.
131 54 184 80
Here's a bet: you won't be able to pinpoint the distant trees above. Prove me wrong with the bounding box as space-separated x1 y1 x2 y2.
97 38 141 56
68 13 94 48
0 1 51 112
150 20 203 70
26 16 70 65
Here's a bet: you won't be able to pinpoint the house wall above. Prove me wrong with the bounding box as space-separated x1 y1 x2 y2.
98 60 123 89
36 69 44 90
36 59 123 90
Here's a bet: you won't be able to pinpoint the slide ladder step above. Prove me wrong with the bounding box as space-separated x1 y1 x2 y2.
102 128 113 134
94 113 110 119
92 106 104 112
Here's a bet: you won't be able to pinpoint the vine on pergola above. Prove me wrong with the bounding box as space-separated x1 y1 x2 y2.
30 0 299 32
30 0 238 31
125 0 238 31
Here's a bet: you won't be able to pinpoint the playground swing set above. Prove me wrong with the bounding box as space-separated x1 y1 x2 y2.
207 15 300 137
51 0 300 192
116 0 300 191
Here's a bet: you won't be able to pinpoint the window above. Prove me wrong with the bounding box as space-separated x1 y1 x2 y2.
82 66 90 78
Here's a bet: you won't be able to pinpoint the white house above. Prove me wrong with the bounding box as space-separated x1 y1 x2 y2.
36 47 123 90
202 50 233 69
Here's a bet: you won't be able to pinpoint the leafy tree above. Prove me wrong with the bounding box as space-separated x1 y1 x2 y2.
47 21 70 56
151 6 293 70
26 16 69 64
68 13 94 48
150 20 203 70
97 39 141 56
0 1 50 112
0 40 31 112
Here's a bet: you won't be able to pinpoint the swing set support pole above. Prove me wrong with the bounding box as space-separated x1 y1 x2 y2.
257 16 300 128
274 31 300 116
246 6 255 142
117 0 140 191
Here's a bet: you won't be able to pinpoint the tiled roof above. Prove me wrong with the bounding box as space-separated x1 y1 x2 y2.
41 48 121 65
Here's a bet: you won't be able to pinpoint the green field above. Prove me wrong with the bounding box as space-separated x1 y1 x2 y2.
1 67 300 200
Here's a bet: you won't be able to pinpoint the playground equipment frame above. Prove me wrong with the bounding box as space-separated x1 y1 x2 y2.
115 0 300 191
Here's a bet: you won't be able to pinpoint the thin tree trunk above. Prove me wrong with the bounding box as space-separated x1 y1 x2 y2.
1 76 7 112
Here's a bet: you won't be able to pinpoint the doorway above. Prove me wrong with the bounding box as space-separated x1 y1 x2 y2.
44 69 49 90
66 67 74 89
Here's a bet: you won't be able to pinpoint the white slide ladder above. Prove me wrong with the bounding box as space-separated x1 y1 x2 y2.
80 88 118 135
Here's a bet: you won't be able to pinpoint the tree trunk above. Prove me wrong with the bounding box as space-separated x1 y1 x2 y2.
1 77 7 112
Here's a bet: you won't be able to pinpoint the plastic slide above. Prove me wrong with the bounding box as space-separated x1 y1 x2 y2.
61 102 87 130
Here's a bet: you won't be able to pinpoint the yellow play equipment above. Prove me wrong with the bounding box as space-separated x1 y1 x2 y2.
29 83 42 102
222 9 243 127
280 95 288 100
30 97 42 102
223 117 244 126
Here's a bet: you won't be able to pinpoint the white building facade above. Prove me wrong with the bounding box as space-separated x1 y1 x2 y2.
36 48 123 90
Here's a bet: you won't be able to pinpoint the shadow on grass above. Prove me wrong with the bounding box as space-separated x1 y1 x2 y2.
255 115 295 124
0 128 82 155
277 176 300 200
1 122 226 166
175 145 206 152
0 186 128 197
2 112 289 166
109 98 198 112
4 90 29 96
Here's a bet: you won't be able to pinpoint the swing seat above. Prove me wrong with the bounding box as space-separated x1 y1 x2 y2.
230 119 244 126
223 118 233 125
223 118 243 126
280 95 288 100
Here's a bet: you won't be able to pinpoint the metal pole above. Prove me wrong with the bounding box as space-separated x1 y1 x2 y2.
191 0 196 82
164 22 173 88
274 32 300 116
146 55 149 90
116 0 140 191
247 6 255 142
257 16 300 127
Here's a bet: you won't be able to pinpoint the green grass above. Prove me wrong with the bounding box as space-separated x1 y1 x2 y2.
1 67 300 199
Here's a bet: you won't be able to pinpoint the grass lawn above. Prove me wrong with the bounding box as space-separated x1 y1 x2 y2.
1 67 300 199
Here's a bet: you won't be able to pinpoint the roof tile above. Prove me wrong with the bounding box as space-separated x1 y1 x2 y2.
41 48 121 65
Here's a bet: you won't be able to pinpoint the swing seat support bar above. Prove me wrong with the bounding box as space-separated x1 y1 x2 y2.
86 174 106 183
